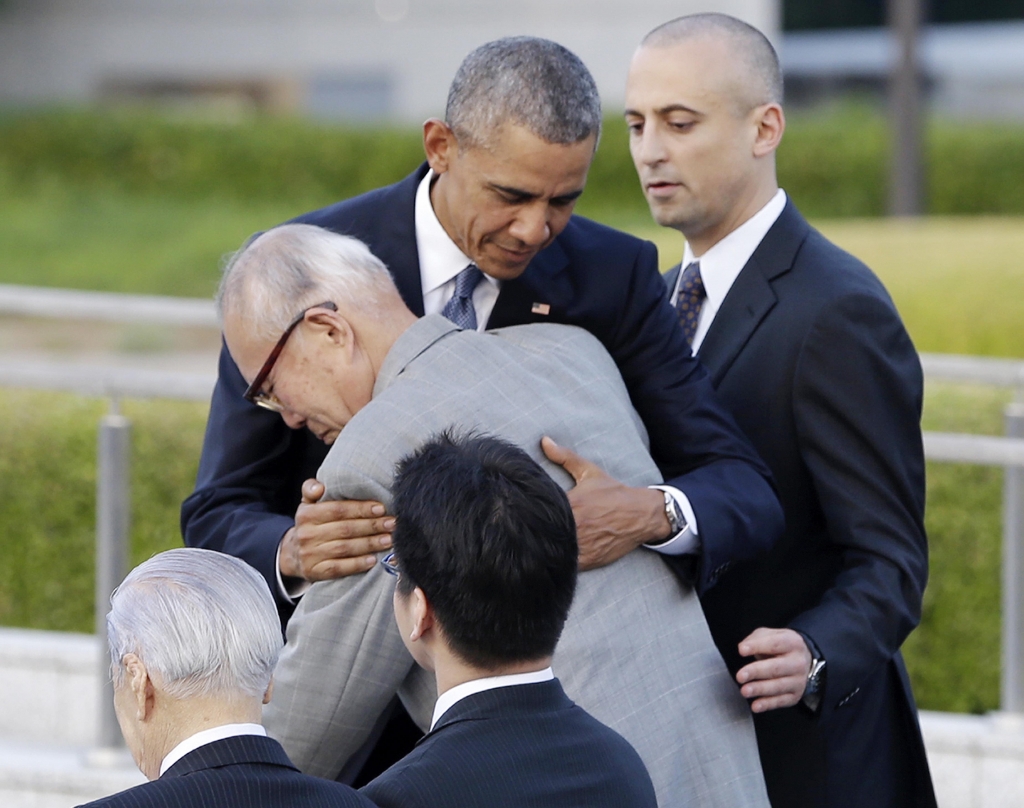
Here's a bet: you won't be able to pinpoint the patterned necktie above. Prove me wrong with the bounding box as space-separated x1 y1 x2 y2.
441 264 485 331
675 261 706 348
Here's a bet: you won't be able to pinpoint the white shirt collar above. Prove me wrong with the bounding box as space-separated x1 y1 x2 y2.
676 189 787 353
680 188 787 308
430 667 554 731
159 722 266 777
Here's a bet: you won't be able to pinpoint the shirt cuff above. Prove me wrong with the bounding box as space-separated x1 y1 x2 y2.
275 541 311 604
644 485 700 556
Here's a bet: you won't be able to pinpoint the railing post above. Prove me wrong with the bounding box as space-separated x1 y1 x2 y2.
94 400 131 753
1002 402 1024 712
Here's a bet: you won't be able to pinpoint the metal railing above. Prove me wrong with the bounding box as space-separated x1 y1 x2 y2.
3 284 1024 742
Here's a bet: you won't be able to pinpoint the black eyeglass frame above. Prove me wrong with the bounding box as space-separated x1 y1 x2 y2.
243 301 338 410
380 552 401 577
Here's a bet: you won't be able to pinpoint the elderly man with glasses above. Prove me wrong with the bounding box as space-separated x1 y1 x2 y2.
220 222 772 808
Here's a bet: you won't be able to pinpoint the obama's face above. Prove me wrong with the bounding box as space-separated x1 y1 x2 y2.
425 121 595 280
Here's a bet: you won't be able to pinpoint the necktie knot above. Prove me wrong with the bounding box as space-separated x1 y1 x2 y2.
453 264 484 301
675 261 706 348
442 264 485 330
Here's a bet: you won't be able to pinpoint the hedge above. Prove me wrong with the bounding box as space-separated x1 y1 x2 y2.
2 106 1024 218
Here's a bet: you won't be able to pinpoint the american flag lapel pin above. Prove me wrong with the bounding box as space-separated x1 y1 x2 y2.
531 302 551 315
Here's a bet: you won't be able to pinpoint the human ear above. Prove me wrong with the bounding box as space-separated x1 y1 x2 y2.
123 654 155 722
409 586 434 642
263 678 274 705
753 103 785 158
304 308 354 350
423 119 457 175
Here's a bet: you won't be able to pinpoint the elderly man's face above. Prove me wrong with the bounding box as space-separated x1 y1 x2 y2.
224 308 375 445
625 38 765 241
427 123 595 280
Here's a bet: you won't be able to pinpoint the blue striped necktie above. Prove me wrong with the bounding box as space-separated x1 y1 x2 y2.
441 264 484 331
675 261 706 348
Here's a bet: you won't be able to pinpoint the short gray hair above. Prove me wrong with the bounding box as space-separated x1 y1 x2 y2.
643 13 783 107
217 224 399 342
107 548 282 700
446 36 602 149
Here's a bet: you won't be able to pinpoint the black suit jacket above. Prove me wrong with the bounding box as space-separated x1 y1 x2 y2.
666 201 936 807
181 163 783 618
77 735 375 808
361 679 657 808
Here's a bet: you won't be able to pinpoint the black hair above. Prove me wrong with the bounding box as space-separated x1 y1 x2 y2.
391 431 578 669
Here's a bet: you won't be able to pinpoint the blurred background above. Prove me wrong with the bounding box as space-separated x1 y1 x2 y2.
1 0 1023 722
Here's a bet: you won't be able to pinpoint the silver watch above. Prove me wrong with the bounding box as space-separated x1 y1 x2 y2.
661 489 686 537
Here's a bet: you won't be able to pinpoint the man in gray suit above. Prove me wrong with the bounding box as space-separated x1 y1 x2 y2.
220 223 770 808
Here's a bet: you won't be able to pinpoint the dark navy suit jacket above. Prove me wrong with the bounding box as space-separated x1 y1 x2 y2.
181 163 783 619
667 201 936 808
361 679 657 808
77 735 376 808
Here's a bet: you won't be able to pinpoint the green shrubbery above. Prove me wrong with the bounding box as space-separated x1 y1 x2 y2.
2 105 1024 218
1 106 1021 715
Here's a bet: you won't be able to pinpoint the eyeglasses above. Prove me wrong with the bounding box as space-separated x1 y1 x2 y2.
380 552 401 577
243 301 338 412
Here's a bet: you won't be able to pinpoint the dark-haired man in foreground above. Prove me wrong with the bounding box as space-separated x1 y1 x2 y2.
361 433 657 808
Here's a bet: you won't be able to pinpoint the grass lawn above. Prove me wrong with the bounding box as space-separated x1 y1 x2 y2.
0 178 1020 714
626 216 1024 359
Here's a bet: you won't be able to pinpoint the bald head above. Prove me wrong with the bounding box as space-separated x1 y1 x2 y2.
626 14 785 253
642 13 782 113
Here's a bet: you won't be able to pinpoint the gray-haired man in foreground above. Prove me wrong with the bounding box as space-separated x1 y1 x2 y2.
77 548 375 808
222 223 772 808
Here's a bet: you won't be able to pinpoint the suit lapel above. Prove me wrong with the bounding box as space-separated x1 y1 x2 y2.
697 201 809 383
374 164 429 316
663 263 681 296
486 228 571 328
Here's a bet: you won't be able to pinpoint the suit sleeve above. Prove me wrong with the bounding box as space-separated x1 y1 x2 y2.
786 292 928 720
614 242 784 593
263 463 423 778
180 342 319 613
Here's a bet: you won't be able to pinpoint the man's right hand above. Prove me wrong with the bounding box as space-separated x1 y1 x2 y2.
278 479 394 581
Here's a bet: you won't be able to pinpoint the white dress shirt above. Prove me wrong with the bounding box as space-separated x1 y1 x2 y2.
671 189 787 353
415 171 501 328
430 667 555 731
159 722 266 776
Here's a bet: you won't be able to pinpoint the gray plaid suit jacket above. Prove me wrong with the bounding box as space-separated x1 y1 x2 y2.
264 315 769 808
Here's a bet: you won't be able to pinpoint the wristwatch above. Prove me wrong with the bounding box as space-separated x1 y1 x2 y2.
803 647 827 713
658 487 686 540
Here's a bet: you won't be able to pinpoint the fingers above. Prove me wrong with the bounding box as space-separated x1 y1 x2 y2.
749 692 802 713
305 553 380 582
282 493 395 581
295 497 389 529
737 655 808 686
301 478 326 504
738 627 805 659
735 627 812 713
540 436 600 483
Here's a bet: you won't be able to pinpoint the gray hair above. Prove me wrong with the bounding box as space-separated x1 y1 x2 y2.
217 224 399 342
107 548 282 700
643 13 783 107
446 36 602 149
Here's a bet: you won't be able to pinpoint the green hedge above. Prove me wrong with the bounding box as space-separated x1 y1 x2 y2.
2 106 1024 218
0 383 1007 715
